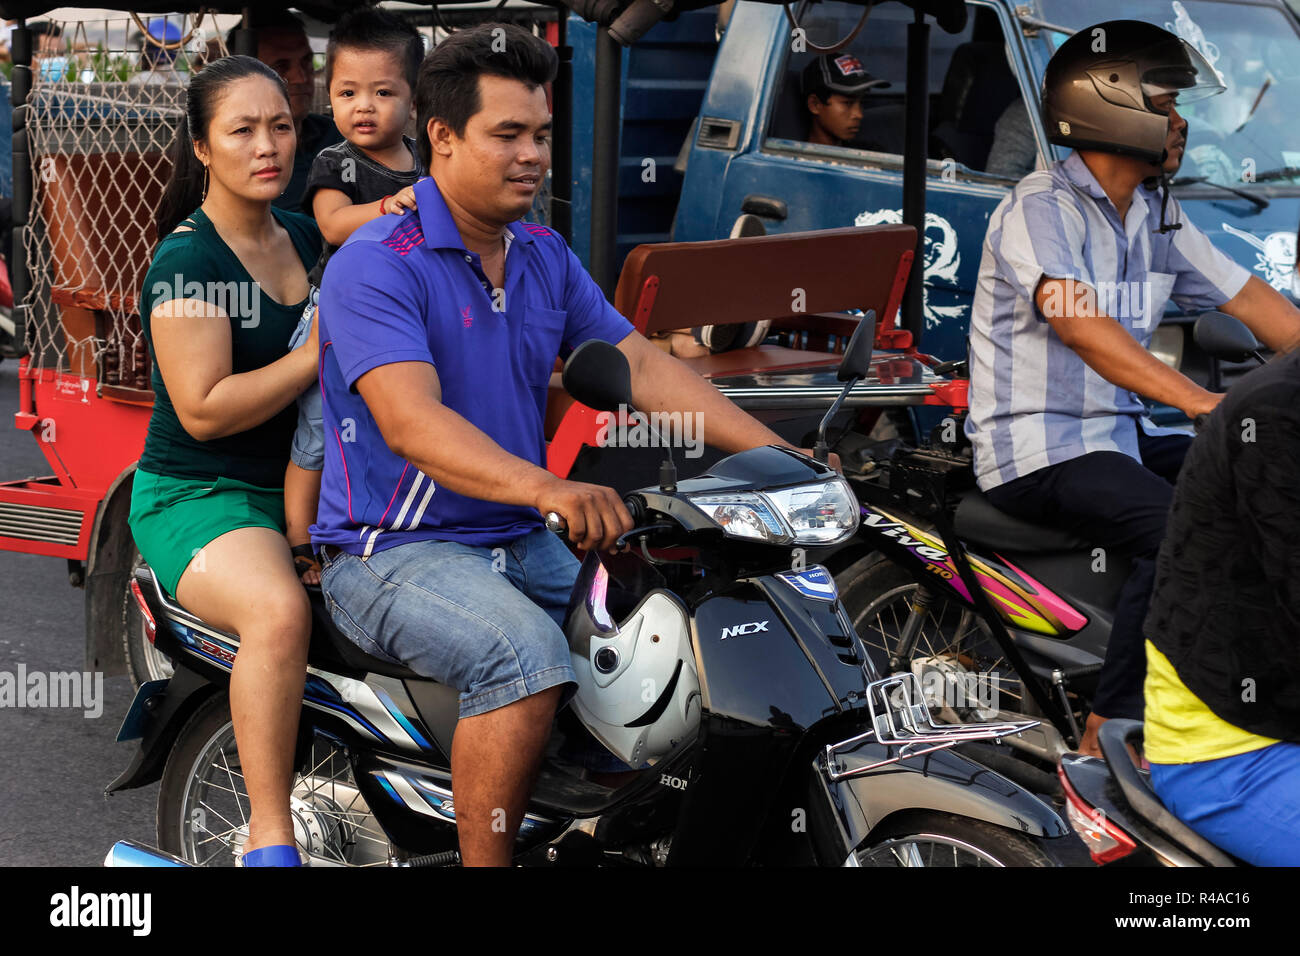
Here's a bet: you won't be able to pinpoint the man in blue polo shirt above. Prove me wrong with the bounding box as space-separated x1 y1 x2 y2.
312 24 814 866
967 22 1300 757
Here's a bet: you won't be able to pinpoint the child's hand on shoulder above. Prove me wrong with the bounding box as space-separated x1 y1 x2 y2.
387 185 418 214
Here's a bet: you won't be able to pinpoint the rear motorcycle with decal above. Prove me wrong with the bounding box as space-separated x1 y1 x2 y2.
105 330 1067 867
836 312 1267 775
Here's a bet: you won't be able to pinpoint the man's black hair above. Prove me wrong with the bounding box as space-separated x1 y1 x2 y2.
325 7 424 92
224 9 306 51
414 23 557 169
29 21 63 38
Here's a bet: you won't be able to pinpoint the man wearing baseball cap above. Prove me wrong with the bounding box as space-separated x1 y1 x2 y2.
801 52 889 147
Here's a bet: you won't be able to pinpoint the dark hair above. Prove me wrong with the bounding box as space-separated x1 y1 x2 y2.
224 9 306 52
325 7 424 92
156 56 291 238
414 23 557 169
29 21 63 38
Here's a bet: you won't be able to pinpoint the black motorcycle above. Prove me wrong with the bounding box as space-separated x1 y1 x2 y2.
832 312 1268 774
106 324 1068 867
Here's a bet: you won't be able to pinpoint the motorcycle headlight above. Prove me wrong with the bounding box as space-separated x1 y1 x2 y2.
688 479 859 546
765 478 859 544
688 493 789 544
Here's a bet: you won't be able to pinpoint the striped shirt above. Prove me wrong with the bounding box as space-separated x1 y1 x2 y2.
965 151 1250 490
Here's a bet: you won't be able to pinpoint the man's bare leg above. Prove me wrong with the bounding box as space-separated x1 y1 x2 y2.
1077 712 1106 759
450 685 563 866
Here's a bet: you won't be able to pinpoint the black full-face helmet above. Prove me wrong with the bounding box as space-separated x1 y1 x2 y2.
1041 20 1225 165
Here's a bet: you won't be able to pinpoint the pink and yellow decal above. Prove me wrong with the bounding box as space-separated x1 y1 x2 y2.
860 506 1088 636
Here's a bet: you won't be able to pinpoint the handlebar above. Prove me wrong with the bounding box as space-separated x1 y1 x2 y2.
544 496 645 539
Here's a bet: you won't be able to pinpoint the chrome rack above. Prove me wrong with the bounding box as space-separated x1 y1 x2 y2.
822 672 1040 781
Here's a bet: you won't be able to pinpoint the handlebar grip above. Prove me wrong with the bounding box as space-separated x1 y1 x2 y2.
544 511 568 535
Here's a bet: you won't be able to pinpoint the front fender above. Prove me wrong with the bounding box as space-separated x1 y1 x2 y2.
813 742 1067 858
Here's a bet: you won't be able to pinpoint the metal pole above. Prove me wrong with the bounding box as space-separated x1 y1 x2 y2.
6 20 32 358
590 28 622 300
232 7 256 57
553 14 573 243
901 9 929 348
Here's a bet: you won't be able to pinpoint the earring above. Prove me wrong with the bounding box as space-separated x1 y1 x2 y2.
201 165 209 203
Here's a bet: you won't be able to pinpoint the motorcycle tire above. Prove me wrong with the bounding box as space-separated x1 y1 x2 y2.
157 692 391 866
123 549 174 689
837 554 1027 711
854 811 1057 867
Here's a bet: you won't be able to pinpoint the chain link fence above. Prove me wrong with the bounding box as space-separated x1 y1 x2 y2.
22 13 228 391
20 11 553 393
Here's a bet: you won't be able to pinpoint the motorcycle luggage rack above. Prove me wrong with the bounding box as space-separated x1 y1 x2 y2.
822 672 1040 781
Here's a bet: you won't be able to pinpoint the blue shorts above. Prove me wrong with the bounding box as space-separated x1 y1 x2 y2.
1150 742 1300 866
319 527 579 718
288 290 323 471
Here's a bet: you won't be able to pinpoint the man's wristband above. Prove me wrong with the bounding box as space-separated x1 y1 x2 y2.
379 195 392 215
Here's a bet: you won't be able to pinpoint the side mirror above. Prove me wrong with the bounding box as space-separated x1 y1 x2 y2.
562 340 634 413
837 310 878 382
1193 311 1262 364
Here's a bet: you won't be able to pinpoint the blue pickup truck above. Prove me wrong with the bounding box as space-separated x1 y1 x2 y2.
571 0 1300 394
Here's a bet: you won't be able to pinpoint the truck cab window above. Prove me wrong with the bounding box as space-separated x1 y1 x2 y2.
766 2 1032 176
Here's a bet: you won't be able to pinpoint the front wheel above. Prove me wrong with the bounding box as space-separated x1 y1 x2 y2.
836 554 1026 715
853 812 1058 867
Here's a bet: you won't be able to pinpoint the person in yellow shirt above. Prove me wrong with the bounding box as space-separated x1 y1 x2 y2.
1141 288 1300 864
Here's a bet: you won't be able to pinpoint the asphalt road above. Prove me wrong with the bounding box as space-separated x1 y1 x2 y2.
0 357 156 866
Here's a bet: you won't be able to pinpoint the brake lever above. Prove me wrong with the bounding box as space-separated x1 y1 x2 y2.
616 522 676 550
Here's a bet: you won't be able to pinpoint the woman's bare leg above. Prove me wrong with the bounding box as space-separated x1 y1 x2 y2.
175 526 310 854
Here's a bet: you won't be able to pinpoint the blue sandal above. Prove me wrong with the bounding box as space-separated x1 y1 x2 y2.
239 844 305 867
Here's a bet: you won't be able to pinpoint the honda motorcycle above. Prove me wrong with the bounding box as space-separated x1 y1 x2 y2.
105 323 1069 867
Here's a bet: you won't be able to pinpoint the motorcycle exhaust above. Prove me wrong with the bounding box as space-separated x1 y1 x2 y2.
103 840 191 868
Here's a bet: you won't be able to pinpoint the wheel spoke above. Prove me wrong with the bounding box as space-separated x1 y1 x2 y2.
178 717 390 867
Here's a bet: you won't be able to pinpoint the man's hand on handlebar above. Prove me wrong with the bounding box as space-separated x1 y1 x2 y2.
536 477 635 552
1182 389 1226 420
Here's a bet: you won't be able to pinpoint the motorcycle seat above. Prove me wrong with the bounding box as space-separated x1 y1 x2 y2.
306 589 426 682
1099 719 1239 867
953 489 1093 554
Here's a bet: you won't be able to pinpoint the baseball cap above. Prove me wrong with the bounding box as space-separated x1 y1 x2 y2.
802 53 891 99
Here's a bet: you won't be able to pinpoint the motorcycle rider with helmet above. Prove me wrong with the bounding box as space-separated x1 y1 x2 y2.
964 20 1300 757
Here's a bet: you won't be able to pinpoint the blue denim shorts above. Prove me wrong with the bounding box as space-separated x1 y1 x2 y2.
288 291 323 471
319 527 580 718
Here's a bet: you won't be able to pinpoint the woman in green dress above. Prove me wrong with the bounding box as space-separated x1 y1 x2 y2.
130 55 323 867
